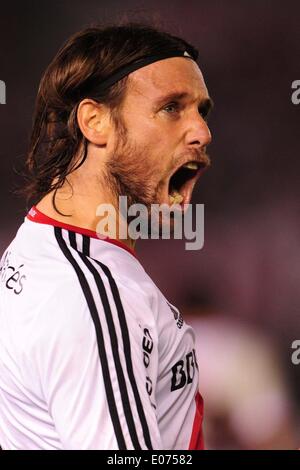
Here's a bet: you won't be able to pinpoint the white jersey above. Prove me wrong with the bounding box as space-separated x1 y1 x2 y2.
0 206 204 450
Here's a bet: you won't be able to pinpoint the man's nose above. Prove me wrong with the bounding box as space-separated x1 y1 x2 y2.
185 110 212 150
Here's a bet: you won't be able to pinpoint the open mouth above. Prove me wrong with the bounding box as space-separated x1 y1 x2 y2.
168 161 206 207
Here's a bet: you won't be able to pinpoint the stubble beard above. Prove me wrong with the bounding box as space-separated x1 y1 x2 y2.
104 117 179 236
103 121 170 231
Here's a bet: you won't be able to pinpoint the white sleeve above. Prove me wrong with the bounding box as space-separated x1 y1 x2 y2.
33 274 162 450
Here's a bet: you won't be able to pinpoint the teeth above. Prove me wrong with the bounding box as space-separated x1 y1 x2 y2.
169 189 183 205
182 162 198 170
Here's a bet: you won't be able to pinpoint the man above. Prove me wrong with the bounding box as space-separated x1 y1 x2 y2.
0 23 213 450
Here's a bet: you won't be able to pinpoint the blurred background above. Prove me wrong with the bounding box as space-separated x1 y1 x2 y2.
0 0 299 449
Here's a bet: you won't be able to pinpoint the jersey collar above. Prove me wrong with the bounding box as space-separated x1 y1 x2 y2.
27 206 137 259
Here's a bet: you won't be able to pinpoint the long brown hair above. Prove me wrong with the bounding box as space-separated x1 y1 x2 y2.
17 22 198 215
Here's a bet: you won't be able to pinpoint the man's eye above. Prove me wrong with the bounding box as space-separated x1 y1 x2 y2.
198 106 210 120
163 102 180 114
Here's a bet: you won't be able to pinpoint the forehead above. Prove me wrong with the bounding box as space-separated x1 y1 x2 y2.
126 56 209 103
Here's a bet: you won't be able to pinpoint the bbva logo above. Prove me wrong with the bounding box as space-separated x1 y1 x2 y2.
0 80 6 104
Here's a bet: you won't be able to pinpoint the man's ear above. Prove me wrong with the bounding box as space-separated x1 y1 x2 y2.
76 99 111 145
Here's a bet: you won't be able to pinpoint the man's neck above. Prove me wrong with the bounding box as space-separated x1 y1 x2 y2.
35 191 136 251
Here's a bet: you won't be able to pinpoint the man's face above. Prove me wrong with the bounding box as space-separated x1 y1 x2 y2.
106 56 212 219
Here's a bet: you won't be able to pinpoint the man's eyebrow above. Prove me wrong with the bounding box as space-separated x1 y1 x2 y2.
154 91 214 112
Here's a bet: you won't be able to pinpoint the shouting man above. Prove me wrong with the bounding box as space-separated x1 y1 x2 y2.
0 23 213 450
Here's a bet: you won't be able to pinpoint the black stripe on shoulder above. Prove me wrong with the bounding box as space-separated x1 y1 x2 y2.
68 231 77 250
54 227 126 450
94 259 153 450
77 251 143 450
82 235 90 257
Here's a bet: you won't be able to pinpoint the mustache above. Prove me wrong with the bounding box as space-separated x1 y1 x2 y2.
174 149 211 171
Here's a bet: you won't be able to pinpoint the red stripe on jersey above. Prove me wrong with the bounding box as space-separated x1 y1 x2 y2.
188 392 205 450
27 206 137 259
